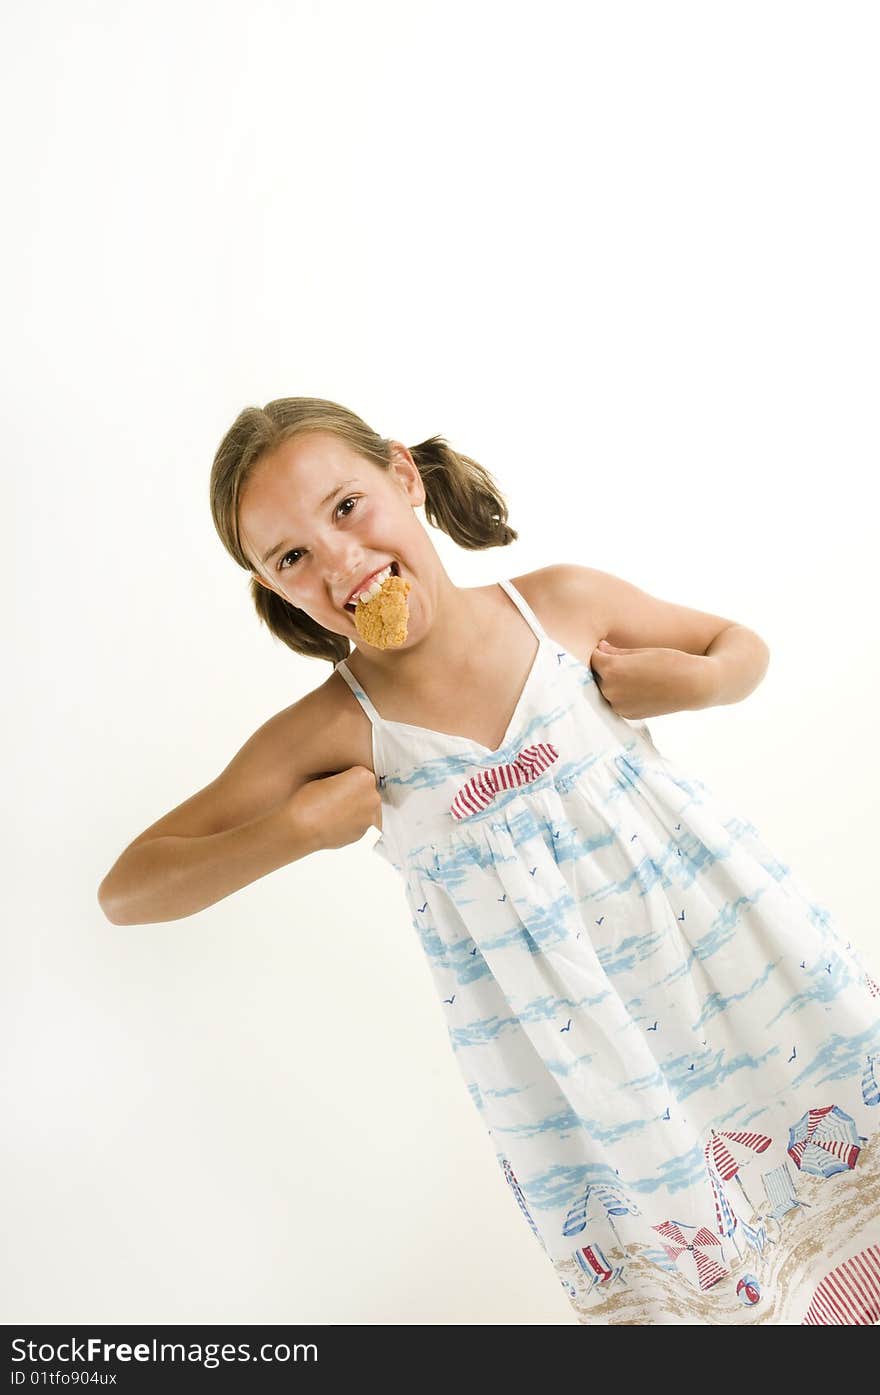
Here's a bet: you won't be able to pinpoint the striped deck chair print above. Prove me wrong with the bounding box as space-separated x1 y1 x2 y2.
739 1214 777 1255
573 1243 625 1292
802 1243 880 1324
761 1161 812 1221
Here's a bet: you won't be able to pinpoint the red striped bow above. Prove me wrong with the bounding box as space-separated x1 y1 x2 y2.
449 742 559 822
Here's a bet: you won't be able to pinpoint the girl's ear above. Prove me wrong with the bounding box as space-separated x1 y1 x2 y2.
389 441 426 508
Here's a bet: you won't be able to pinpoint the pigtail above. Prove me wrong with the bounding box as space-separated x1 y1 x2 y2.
410 435 518 551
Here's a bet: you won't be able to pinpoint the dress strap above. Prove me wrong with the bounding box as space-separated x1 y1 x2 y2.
334 659 382 727
498 578 550 644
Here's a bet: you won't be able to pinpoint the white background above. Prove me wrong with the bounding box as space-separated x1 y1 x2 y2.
4 0 878 1325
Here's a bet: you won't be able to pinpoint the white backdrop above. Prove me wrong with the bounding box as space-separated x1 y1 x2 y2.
4 0 878 1325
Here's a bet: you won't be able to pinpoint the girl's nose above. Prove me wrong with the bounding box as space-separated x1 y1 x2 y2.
324 547 365 588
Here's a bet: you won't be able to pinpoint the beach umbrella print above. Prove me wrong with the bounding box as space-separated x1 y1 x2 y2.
861 1053 880 1109
501 1160 549 1252
562 1181 641 1257
703 1127 772 1211
706 1162 744 1260
652 1219 729 1292
787 1105 866 1178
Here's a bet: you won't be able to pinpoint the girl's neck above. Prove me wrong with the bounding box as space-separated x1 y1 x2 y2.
345 579 506 691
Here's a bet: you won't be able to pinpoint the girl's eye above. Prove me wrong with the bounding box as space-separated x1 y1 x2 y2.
277 497 358 571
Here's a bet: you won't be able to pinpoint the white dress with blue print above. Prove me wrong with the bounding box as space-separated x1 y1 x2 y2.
334 579 880 1324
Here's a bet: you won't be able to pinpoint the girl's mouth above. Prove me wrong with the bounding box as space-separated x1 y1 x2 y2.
344 560 400 612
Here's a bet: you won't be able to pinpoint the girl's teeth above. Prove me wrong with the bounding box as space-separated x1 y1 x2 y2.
356 565 392 602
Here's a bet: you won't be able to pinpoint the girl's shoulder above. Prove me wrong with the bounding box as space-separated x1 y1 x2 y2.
509 561 589 610
509 564 604 662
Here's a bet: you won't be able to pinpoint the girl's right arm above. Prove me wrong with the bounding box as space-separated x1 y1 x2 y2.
97 687 381 926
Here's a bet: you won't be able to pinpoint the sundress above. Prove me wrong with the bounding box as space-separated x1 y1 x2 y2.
333 578 880 1325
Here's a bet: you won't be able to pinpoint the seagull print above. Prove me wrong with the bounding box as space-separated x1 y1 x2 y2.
498 894 507 903
470 946 478 956
418 901 428 914
647 1021 659 1031
560 1019 572 1033
662 1107 670 1121
788 1046 797 1062
443 995 456 1005
529 867 537 876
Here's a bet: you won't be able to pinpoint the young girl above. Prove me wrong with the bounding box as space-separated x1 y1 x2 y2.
100 396 880 1326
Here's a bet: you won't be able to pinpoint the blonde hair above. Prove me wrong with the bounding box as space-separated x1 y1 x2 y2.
209 396 518 664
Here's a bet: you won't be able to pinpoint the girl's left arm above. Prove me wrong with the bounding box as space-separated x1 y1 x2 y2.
701 624 772 706
550 564 770 717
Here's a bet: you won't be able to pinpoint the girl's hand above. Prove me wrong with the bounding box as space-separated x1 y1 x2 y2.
288 765 383 852
590 639 716 718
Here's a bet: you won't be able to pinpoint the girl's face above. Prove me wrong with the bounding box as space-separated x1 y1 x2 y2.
239 431 430 644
